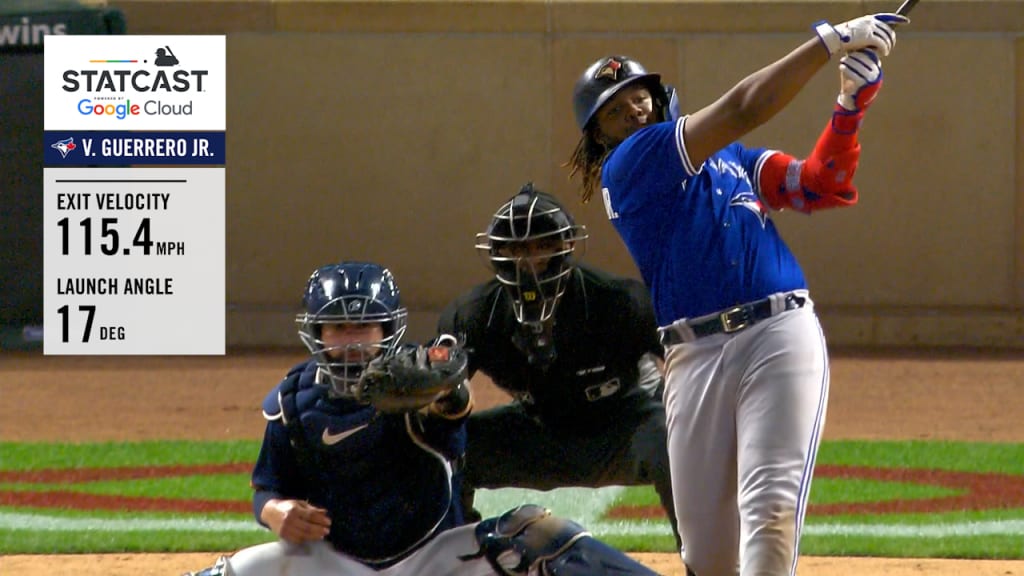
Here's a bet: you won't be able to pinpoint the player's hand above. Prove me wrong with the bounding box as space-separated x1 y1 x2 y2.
814 13 909 58
263 499 331 544
837 49 883 111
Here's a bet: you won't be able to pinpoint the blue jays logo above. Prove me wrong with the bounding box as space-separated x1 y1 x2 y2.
729 191 769 228
50 137 77 159
595 58 622 81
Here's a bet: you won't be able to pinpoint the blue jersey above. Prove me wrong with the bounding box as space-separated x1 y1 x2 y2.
600 116 807 326
251 360 466 568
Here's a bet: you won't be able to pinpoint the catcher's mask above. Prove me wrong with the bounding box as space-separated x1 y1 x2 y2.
477 183 588 331
572 55 679 133
296 262 408 399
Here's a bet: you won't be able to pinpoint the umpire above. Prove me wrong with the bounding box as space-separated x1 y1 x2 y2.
438 183 681 550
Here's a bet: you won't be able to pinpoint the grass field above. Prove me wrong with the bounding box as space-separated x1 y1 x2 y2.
2 440 1023 558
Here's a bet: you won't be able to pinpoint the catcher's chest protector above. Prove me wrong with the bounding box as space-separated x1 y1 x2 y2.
277 364 322 468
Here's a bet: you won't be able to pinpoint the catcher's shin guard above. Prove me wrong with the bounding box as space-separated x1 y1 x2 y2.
543 535 662 576
181 555 231 576
462 504 661 576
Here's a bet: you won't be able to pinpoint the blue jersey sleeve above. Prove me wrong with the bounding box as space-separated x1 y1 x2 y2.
728 142 776 204
250 420 306 524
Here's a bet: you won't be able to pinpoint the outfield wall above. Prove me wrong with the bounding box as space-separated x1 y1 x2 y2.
103 0 1024 348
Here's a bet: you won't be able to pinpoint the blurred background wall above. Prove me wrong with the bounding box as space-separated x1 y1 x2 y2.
19 0 1024 348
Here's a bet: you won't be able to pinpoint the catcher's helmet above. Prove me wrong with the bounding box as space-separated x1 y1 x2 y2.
296 262 408 398
572 55 674 132
476 183 588 326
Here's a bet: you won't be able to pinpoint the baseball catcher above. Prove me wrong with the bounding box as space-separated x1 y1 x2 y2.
183 261 662 576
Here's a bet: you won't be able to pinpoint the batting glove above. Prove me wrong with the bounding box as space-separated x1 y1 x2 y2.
813 13 909 58
837 49 883 112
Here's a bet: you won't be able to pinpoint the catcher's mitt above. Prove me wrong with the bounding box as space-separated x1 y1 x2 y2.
357 340 469 414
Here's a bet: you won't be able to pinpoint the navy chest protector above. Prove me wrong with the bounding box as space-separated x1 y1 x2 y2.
264 363 324 469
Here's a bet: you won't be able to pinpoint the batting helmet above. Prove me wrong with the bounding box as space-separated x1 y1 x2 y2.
296 262 408 398
476 183 588 326
572 55 673 132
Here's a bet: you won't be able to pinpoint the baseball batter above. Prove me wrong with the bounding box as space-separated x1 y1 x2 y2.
565 13 908 576
183 261 664 576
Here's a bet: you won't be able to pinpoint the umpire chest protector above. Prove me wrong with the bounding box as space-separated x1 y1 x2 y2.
465 265 660 426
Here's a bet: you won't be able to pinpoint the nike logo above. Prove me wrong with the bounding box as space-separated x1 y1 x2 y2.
321 423 370 445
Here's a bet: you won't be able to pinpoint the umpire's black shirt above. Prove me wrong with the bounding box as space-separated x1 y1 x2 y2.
438 264 663 431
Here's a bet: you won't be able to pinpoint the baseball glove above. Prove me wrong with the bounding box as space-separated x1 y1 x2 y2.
357 341 469 414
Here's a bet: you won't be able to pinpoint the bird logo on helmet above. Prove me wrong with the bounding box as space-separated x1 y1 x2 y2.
296 262 408 398
595 58 623 80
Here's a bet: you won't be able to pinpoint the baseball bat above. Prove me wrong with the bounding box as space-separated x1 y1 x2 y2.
896 0 919 16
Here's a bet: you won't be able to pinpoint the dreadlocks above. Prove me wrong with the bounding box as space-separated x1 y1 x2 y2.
565 125 610 204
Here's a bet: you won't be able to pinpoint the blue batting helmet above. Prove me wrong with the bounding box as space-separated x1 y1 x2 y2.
572 55 675 131
296 262 408 398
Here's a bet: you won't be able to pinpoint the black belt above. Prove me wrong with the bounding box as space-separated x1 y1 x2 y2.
659 293 806 346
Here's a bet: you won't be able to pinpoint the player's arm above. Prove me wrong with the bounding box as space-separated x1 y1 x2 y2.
681 14 905 171
407 355 471 463
682 39 827 170
757 50 884 213
250 422 331 543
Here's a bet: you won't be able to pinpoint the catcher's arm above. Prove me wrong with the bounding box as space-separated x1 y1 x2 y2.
357 335 471 416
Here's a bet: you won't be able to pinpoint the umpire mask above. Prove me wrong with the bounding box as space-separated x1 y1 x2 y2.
477 184 588 366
